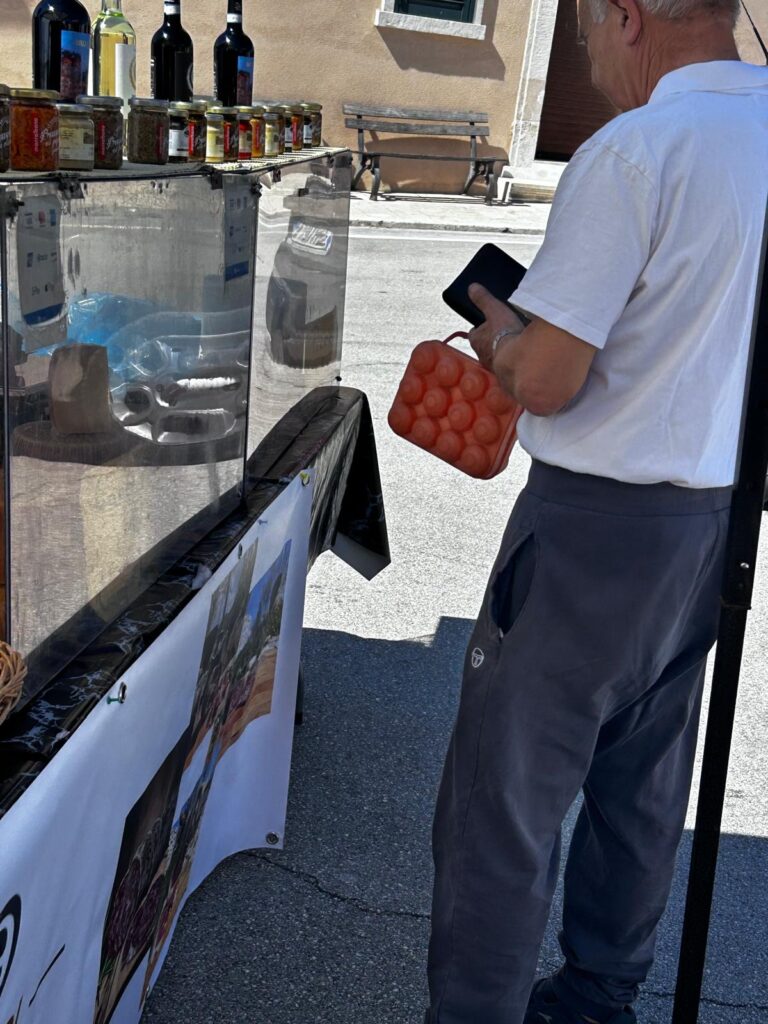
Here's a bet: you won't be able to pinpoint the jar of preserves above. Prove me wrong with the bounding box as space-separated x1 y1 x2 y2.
188 100 207 161
57 103 95 171
0 85 10 173
169 102 191 163
127 97 169 165
205 112 224 163
301 103 314 148
236 106 253 161
309 102 323 147
262 111 279 158
290 105 304 152
78 95 123 171
10 89 59 172
250 105 265 159
208 105 238 162
270 104 286 155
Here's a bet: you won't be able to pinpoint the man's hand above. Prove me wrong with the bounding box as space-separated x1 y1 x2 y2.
467 283 526 371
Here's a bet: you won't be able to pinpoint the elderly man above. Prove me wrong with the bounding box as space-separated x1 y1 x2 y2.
424 0 768 1022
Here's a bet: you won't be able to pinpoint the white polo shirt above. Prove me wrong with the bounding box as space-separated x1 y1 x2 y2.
510 60 768 488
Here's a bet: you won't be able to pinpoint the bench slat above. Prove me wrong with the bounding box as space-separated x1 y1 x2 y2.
343 103 489 123
345 118 490 137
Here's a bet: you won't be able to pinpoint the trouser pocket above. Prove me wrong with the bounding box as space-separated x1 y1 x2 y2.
490 530 538 640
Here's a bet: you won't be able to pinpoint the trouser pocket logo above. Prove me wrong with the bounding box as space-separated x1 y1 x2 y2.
471 648 485 669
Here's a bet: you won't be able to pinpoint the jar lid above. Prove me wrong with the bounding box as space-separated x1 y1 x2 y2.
208 104 236 116
10 88 59 101
236 105 254 116
129 96 169 110
78 94 123 108
170 101 192 113
0 84 10 98
308 102 323 112
263 112 278 121
251 106 265 116
56 103 92 115
206 112 224 121
288 104 303 114
189 100 208 113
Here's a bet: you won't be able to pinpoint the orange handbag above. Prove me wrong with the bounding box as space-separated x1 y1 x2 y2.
388 331 524 480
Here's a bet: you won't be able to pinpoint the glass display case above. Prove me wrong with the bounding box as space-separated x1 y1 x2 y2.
0 150 351 708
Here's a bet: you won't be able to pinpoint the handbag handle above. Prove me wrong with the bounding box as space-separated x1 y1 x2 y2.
441 331 470 346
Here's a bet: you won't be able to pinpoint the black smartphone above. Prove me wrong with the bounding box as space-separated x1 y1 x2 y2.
443 243 530 327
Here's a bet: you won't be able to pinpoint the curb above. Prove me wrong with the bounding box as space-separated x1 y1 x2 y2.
349 219 547 235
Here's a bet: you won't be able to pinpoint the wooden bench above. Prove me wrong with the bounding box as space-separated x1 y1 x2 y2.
343 104 503 205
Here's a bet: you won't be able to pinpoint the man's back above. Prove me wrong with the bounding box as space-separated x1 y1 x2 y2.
511 60 768 487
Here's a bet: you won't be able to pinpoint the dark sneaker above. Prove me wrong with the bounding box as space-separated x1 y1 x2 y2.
525 978 638 1024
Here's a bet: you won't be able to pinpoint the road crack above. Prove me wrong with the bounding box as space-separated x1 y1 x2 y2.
247 852 430 922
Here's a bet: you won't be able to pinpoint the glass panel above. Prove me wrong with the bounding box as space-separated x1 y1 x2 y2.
394 0 475 22
247 153 351 456
2 172 257 699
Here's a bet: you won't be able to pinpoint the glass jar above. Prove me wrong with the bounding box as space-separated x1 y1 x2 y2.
250 105 265 159
262 111 279 158
0 85 10 173
310 102 323 147
270 105 286 155
208 105 238 162
290 105 304 153
169 102 191 163
301 103 314 149
205 112 224 163
127 97 169 165
57 103 95 171
10 89 59 172
236 106 253 161
188 100 207 161
78 95 123 171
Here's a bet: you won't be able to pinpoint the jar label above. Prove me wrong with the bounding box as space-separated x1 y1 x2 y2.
60 124 95 164
60 30 90 102
238 124 252 159
98 121 107 160
303 122 313 146
169 126 190 158
207 125 224 160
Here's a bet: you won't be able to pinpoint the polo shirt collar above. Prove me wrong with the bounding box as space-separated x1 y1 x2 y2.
649 60 768 103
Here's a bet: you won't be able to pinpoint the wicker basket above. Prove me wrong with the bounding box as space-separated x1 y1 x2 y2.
0 642 27 726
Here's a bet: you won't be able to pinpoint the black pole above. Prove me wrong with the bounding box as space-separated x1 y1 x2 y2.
672 201 768 1023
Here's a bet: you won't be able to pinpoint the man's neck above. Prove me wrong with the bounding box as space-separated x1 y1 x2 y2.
640 21 741 104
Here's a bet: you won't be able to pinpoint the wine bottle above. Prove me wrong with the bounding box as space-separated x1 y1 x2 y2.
33 0 92 102
93 1 137 116
214 0 254 108
151 0 194 102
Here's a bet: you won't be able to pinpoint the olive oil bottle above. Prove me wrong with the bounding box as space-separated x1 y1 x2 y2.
93 0 137 115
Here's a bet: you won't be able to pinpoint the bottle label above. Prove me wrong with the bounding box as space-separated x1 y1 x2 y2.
114 42 137 113
227 13 243 23
236 57 254 105
164 3 181 13
59 30 91 101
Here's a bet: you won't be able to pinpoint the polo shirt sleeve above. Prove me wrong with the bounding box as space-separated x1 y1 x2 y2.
509 142 658 349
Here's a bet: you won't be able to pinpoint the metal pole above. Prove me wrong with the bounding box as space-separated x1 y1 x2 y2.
672 201 768 1022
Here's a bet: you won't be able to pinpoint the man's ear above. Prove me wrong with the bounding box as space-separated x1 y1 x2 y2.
607 0 643 44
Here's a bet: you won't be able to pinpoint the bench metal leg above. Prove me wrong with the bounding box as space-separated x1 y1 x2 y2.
370 156 382 201
352 153 372 192
484 162 500 206
463 161 479 196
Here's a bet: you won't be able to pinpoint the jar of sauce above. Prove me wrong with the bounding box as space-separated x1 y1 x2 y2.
236 106 253 161
78 95 123 170
127 97 169 165
57 103 95 170
0 85 10 173
10 89 59 172
263 111 279 158
169 102 191 163
250 105 265 159
205 111 224 162
188 100 207 161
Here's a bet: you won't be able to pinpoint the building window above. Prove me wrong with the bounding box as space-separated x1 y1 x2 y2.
393 0 476 22
375 0 487 40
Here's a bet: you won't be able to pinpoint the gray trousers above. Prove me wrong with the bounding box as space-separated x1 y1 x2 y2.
427 460 732 1024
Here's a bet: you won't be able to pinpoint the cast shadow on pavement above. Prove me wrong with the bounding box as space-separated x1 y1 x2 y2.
142 621 768 1024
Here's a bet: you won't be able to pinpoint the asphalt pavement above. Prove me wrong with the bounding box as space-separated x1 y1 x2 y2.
142 223 768 1024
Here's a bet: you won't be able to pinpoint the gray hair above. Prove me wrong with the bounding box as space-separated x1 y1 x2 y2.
589 0 740 24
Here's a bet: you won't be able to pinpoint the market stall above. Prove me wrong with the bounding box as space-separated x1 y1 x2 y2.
0 149 388 1024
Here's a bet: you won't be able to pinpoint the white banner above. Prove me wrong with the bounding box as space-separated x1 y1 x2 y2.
0 474 313 1024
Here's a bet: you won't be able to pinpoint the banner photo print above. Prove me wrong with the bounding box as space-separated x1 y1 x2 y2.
0 475 312 1024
